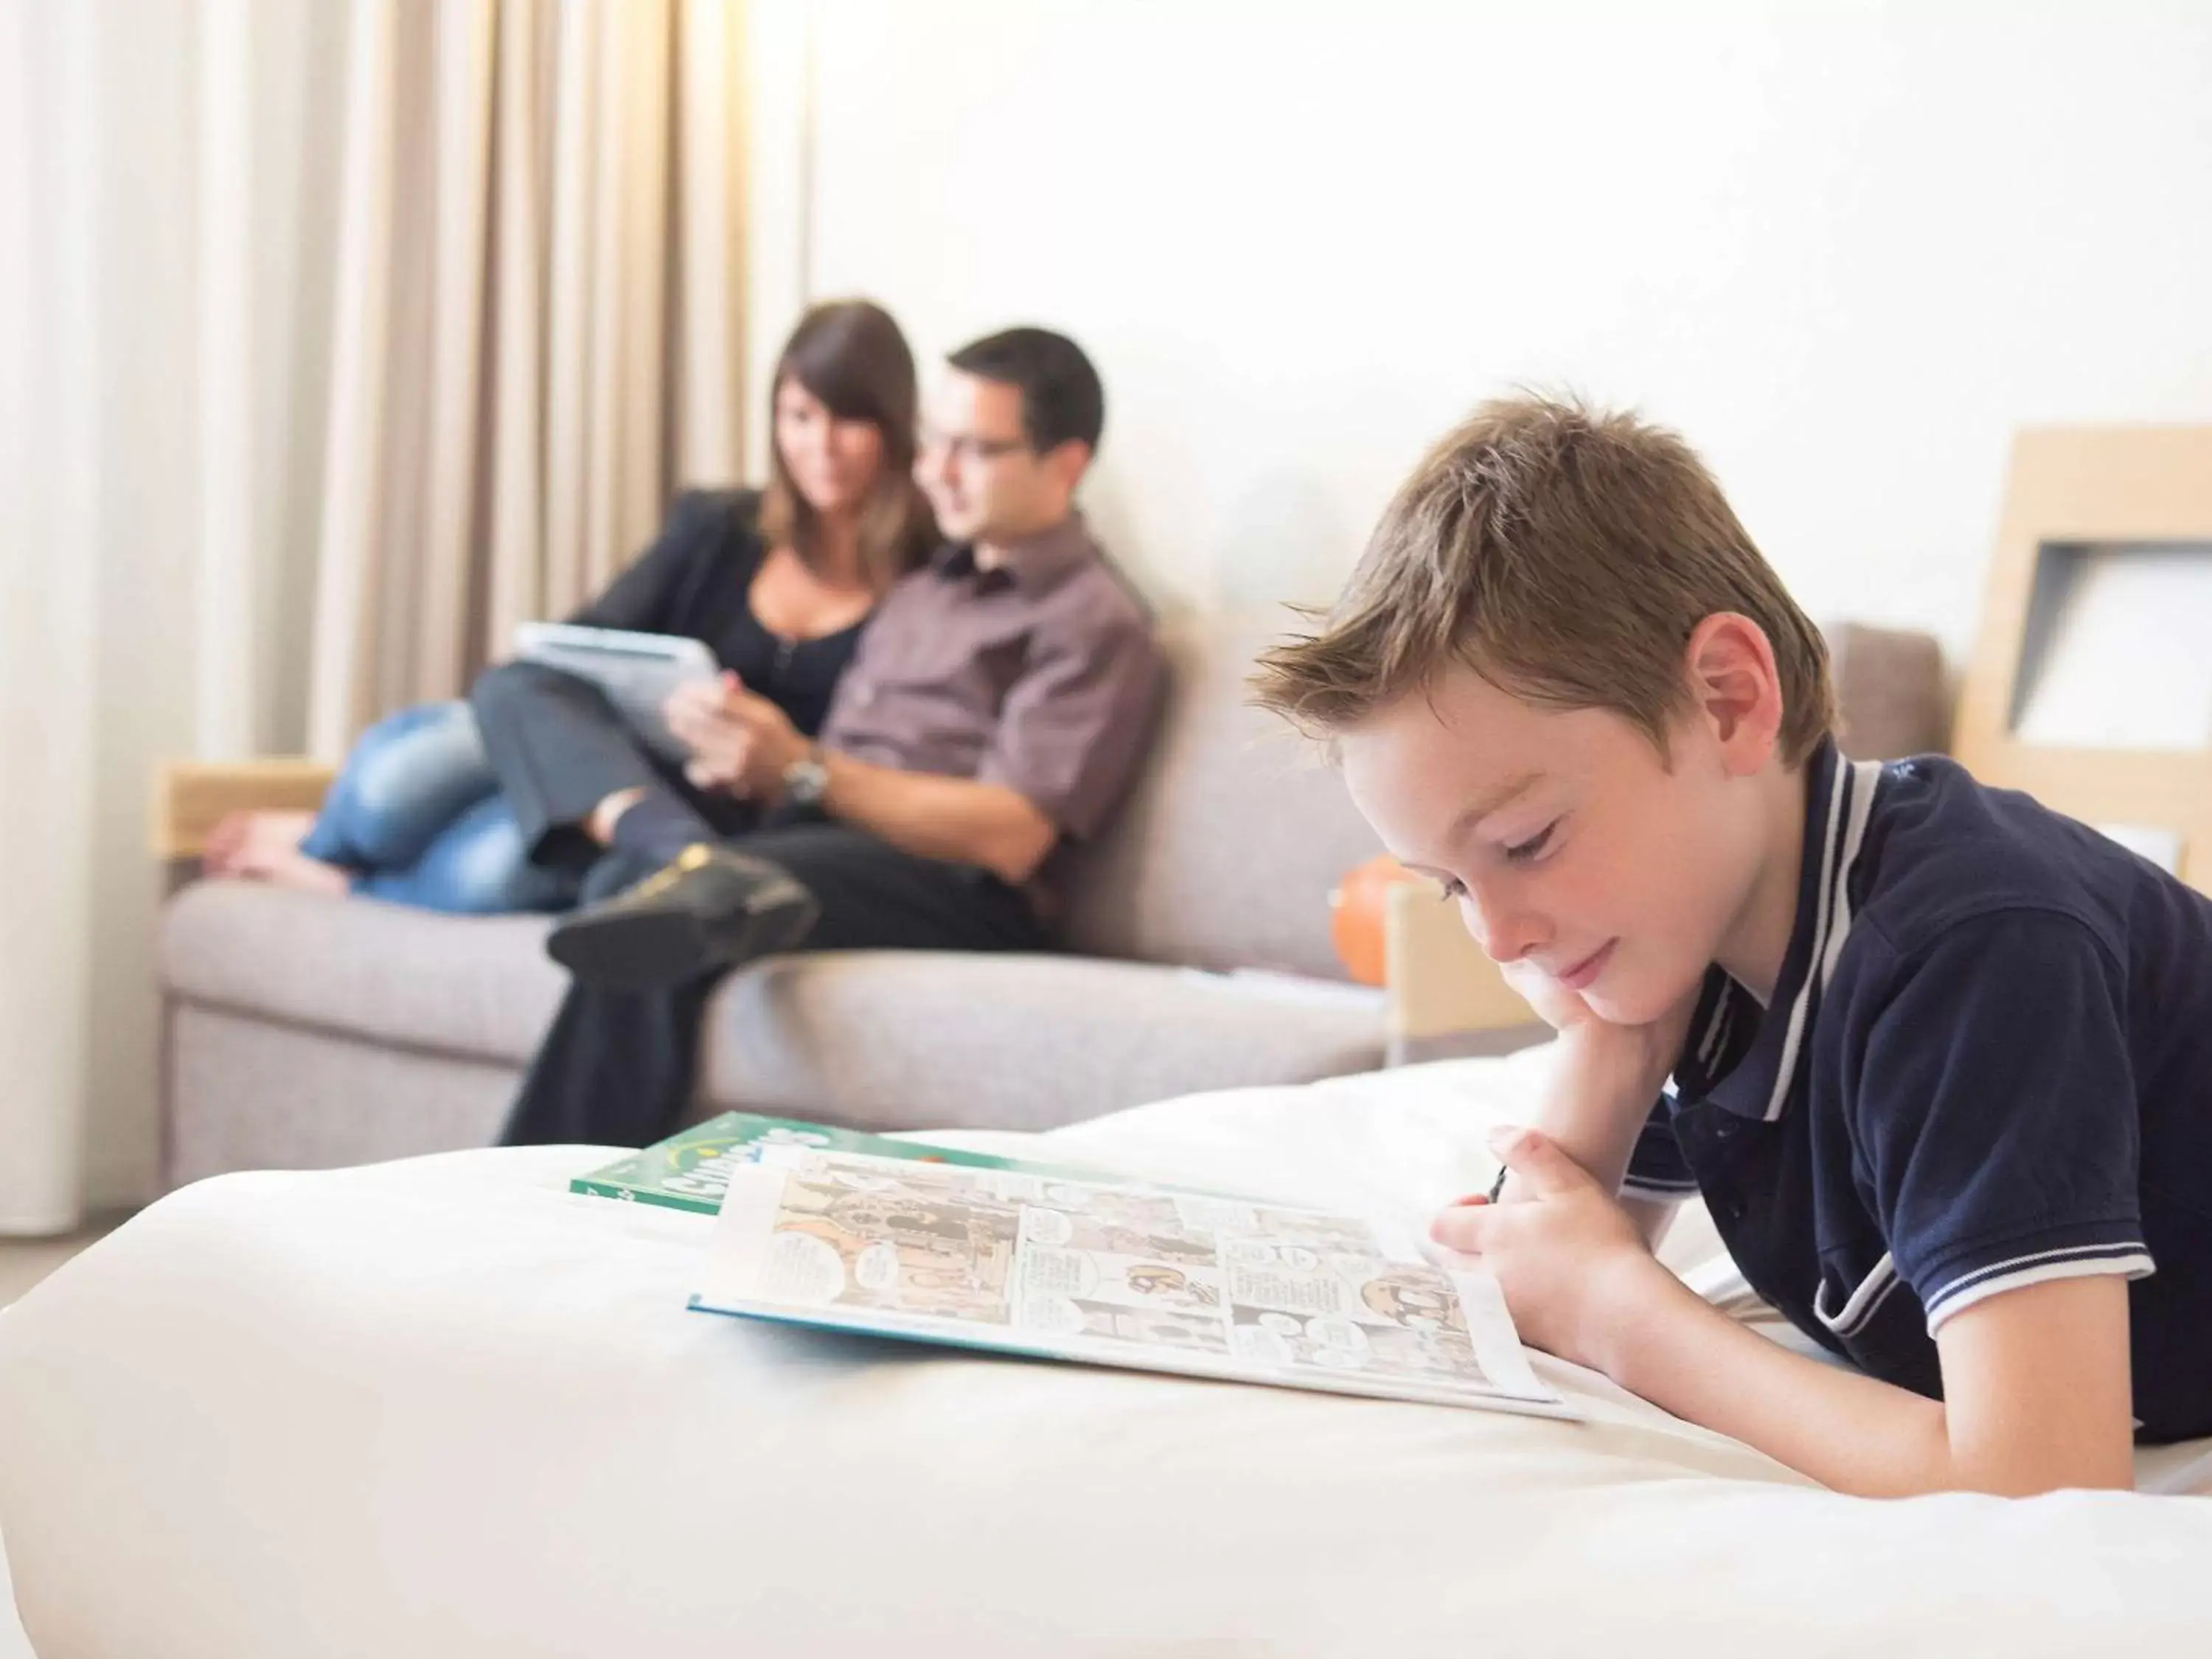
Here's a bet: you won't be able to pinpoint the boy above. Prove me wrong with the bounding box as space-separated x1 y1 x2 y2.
1252 395 2212 1497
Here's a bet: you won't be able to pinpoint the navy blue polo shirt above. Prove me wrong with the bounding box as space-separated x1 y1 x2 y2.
1622 740 2212 1441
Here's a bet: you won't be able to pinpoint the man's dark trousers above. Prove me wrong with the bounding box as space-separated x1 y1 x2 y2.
497 818 1048 1148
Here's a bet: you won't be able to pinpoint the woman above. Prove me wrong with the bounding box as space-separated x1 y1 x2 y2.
205 299 937 911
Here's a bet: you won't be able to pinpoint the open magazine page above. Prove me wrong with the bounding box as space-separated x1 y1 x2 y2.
692 1147 1574 1419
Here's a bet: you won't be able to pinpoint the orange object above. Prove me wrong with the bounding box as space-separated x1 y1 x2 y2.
1330 855 1419 986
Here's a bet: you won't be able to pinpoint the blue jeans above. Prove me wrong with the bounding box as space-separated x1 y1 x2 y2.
299 701 580 914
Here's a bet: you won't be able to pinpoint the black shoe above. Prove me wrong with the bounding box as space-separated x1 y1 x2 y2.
546 844 820 990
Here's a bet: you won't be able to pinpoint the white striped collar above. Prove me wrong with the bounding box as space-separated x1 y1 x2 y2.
1674 740 1886 1121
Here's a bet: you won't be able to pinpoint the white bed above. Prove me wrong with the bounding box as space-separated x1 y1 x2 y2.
3 1046 2208 1656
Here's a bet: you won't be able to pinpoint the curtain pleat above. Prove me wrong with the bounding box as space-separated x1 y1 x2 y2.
485 0 550 649
1 0 748 1228
417 0 497 702
307 0 399 759
675 0 745 492
308 0 743 757
0 0 99 1234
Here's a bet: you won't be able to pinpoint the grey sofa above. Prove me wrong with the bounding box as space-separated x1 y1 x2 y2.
156 613 1946 1189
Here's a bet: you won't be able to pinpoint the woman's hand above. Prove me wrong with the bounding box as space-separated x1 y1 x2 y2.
1430 1126 1667 1369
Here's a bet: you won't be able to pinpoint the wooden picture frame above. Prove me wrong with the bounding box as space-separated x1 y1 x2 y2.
1954 426 2212 894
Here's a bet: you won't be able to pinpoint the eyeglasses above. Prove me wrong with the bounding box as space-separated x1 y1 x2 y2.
918 429 1030 465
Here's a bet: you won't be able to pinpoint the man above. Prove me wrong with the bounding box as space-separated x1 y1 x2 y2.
491 327 1163 1147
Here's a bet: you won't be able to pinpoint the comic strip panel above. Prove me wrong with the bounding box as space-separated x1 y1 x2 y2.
1010 1201 1231 1338
1221 1248 1492 1388
760 1159 1025 1324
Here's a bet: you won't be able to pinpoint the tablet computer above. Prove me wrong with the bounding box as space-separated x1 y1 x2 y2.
511 622 720 760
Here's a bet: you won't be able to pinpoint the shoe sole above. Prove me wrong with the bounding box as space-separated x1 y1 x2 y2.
547 889 821 991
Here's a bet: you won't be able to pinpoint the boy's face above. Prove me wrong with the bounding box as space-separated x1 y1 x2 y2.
1339 662 1770 1028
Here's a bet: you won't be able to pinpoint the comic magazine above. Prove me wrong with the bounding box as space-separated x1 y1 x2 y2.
570 1113 1219 1217
689 1145 1576 1418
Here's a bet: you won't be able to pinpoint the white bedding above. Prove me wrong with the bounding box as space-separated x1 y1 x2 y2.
1 1047 2208 1657
0 1537 28 1659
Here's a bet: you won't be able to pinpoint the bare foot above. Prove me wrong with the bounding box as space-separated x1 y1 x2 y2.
204 810 308 873
207 811 350 897
201 809 254 872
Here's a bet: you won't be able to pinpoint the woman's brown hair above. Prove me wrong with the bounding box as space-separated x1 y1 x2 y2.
757 299 938 591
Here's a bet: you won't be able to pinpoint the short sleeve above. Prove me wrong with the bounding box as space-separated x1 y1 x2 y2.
977 608 1163 840
1850 912 2154 1335
1621 1093 1698 1203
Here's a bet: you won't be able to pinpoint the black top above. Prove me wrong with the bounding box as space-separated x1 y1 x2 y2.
568 489 866 737
1624 740 2212 1441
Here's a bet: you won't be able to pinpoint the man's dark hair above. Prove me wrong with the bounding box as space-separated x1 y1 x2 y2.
947 327 1105 456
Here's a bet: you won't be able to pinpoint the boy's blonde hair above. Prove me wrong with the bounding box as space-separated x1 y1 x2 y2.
1251 394 1837 763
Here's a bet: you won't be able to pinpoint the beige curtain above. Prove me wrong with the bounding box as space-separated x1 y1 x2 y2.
1 1 99 1234
0 0 746 1234
307 0 748 757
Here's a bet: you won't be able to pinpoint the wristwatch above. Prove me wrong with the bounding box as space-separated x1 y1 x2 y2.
781 745 831 811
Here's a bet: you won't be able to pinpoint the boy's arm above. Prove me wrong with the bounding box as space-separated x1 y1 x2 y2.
1455 1130 2138 1498
1501 964 1702 1250
1591 1253 2135 1497
1524 1022 1678 1248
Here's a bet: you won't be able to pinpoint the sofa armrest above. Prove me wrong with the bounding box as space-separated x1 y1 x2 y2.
153 759 335 862
1382 880 1542 1064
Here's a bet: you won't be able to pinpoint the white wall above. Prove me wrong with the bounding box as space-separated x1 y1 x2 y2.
795 0 2212 653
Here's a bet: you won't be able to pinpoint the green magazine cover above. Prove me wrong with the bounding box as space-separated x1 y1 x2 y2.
569 1113 1158 1217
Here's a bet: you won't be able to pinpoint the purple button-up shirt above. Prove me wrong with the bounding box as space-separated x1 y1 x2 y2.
820 512 1164 873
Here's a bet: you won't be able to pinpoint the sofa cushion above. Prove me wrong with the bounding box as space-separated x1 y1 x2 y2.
697 950 1385 1133
159 884 1386 1144
1058 611 1383 979
1827 620 1950 760
161 880 567 1065
166 1004 520 1186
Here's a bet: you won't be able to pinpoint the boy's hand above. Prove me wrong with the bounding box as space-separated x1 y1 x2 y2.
1431 1125 1666 1368
1505 957 1700 1077
1498 973 1700 1215
1487 951 1702 1248
1499 956 1601 1032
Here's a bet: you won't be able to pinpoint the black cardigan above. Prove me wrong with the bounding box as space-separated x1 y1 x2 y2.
568 490 866 738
